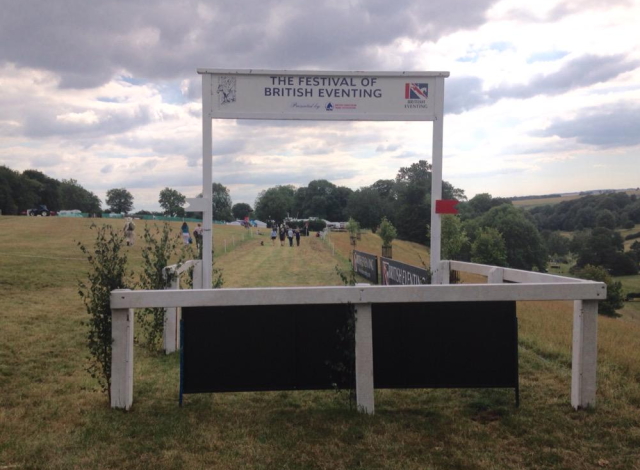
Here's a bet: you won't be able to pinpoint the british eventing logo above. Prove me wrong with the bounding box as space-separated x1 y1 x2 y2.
405 83 428 100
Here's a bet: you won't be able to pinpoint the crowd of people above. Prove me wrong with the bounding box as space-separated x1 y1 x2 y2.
270 224 301 247
124 220 303 252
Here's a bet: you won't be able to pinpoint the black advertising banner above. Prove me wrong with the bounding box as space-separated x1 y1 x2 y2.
352 250 378 284
181 304 353 394
380 257 430 285
181 301 518 399
371 301 518 390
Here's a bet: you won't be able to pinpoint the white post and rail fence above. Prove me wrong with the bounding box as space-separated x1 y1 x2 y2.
111 260 605 414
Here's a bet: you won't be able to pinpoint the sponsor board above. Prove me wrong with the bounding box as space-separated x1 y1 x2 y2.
200 69 448 121
181 301 518 404
352 250 378 284
381 257 430 285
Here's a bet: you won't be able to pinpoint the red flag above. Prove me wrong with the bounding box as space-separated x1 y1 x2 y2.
435 199 459 215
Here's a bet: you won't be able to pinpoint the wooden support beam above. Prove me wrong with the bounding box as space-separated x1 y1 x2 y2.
163 277 179 354
111 291 133 410
571 300 598 409
355 303 374 415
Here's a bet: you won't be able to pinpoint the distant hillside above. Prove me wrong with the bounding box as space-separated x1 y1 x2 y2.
511 188 640 208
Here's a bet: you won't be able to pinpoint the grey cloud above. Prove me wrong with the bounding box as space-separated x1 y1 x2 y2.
535 103 640 148
503 0 631 23
376 144 401 152
218 167 359 187
445 55 639 115
0 0 498 89
101 164 113 174
445 76 488 114
23 105 152 138
29 154 63 168
490 54 639 100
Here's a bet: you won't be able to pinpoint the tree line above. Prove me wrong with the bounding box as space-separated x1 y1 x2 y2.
254 160 466 244
0 166 101 215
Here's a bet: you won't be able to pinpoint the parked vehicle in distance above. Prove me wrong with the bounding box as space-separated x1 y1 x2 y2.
27 205 56 216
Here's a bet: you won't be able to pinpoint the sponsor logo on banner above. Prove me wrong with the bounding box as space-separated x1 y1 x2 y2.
217 76 236 105
381 258 430 285
325 102 334 111
404 83 428 110
353 250 378 284
405 83 428 100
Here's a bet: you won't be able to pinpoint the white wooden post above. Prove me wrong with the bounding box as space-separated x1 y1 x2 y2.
111 289 133 410
192 260 203 289
571 300 598 409
355 302 375 414
429 77 445 283
488 267 504 284
438 260 450 285
202 73 213 290
163 277 179 354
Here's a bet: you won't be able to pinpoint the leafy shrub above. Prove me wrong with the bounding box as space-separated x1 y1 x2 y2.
625 231 640 241
137 223 180 351
78 224 133 398
471 227 508 266
378 217 397 247
575 265 625 316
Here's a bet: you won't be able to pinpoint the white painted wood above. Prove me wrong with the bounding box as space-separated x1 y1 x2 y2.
111 292 133 410
429 76 445 284
448 261 586 284
198 69 450 77
571 300 598 409
111 282 605 310
438 260 450 285
202 72 213 291
184 197 207 212
192 260 203 289
488 267 504 284
355 303 375 415
163 277 179 354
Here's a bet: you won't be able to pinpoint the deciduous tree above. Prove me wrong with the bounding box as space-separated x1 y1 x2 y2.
232 202 253 220
106 188 134 214
158 187 186 217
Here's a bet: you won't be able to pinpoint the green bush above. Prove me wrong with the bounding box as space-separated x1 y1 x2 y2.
138 223 180 351
575 265 625 317
379 217 397 247
78 224 133 399
624 231 640 241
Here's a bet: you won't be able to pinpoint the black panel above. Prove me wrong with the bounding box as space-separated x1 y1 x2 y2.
182 304 352 393
380 258 430 285
372 301 517 389
353 250 379 284
182 301 518 396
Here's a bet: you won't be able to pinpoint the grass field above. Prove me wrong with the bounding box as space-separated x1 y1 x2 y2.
511 189 640 209
1 216 640 469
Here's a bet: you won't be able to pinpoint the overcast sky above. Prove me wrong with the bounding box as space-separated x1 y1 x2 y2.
1 0 639 212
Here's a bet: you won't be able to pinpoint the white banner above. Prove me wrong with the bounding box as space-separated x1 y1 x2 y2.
200 69 448 121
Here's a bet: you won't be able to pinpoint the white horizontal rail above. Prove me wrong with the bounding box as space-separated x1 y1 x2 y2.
111 282 606 310
197 68 450 78
163 259 199 277
448 261 586 284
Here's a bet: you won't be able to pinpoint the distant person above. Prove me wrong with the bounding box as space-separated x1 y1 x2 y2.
295 228 301 246
287 228 294 247
181 222 190 245
123 217 136 246
193 223 203 250
279 227 286 246
271 227 277 246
